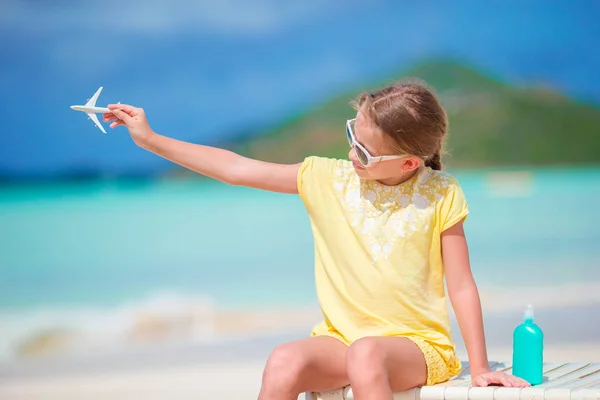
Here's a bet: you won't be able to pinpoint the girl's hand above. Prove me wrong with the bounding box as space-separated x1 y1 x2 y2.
472 371 531 387
103 104 155 146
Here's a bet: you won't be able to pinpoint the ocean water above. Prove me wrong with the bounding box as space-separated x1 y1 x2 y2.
0 166 599 360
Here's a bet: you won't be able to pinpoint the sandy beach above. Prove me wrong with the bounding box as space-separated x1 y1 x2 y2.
1 283 599 399
2 342 599 400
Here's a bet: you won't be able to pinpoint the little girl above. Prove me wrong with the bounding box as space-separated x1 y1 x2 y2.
105 81 529 400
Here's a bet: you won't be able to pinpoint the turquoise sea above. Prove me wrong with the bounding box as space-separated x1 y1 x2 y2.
0 166 599 359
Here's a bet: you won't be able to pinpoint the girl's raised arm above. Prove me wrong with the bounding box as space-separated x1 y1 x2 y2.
105 104 301 194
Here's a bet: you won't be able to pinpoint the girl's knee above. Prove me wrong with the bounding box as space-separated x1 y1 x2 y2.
346 337 387 383
262 342 309 392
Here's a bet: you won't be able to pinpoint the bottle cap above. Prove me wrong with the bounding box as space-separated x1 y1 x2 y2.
523 304 534 321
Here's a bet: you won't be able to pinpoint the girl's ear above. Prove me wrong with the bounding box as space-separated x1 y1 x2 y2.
402 156 422 172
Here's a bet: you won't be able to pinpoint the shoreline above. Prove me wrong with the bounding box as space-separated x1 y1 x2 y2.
3 281 600 363
2 297 599 375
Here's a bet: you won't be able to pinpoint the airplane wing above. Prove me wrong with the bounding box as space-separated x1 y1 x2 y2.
87 113 106 134
85 87 103 107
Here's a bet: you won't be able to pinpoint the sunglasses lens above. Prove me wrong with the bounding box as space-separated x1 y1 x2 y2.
347 120 368 166
346 125 353 147
356 147 368 165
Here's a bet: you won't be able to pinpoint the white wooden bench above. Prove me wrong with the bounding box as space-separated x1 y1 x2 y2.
305 361 600 399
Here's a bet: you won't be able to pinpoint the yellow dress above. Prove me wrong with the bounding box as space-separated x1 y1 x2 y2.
297 156 469 385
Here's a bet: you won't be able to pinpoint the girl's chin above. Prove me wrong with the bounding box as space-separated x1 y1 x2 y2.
353 167 370 178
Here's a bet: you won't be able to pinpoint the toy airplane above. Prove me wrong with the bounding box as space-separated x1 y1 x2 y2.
70 87 115 134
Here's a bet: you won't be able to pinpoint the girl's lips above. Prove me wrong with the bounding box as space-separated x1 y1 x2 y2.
352 161 366 171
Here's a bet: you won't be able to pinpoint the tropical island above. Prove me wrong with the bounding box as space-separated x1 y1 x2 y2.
217 59 600 171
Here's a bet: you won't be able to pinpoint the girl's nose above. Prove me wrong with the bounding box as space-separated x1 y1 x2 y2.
348 148 356 162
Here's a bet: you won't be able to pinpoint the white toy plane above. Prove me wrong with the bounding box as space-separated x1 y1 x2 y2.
70 87 115 134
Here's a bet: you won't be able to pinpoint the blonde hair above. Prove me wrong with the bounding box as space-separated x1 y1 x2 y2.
351 80 447 170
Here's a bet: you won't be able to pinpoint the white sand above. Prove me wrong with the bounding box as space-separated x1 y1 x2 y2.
0 362 265 400
2 343 599 400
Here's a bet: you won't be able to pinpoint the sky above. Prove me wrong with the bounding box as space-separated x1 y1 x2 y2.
1 0 598 177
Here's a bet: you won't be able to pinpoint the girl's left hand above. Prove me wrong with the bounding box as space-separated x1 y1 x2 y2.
472 371 531 387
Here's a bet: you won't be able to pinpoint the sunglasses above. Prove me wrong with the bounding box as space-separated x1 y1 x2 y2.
346 118 407 167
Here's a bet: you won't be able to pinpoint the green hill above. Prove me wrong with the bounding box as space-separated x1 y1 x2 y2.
227 60 600 168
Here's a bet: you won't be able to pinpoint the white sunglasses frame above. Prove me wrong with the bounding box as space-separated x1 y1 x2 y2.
346 118 407 167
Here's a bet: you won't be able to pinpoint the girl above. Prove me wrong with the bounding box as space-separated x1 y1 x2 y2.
104 81 529 400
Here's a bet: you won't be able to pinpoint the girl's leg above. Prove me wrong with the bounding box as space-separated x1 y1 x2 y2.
346 336 427 400
258 335 349 400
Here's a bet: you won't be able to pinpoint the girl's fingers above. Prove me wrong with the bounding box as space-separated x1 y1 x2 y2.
111 109 133 124
110 120 125 129
513 377 530 387
104 114 118 122
108 104 137 115
500 376 513 387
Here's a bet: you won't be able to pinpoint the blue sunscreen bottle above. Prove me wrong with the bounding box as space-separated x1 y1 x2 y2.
512 304 544 385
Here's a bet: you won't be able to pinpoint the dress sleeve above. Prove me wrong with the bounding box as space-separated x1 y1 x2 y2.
297 156 338 213
439 178 469 232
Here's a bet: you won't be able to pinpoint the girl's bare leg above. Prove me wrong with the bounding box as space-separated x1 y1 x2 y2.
258 336 349 400
346 336 427 400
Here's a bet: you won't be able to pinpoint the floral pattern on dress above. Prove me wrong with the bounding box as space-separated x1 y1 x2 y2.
333 162 453 264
